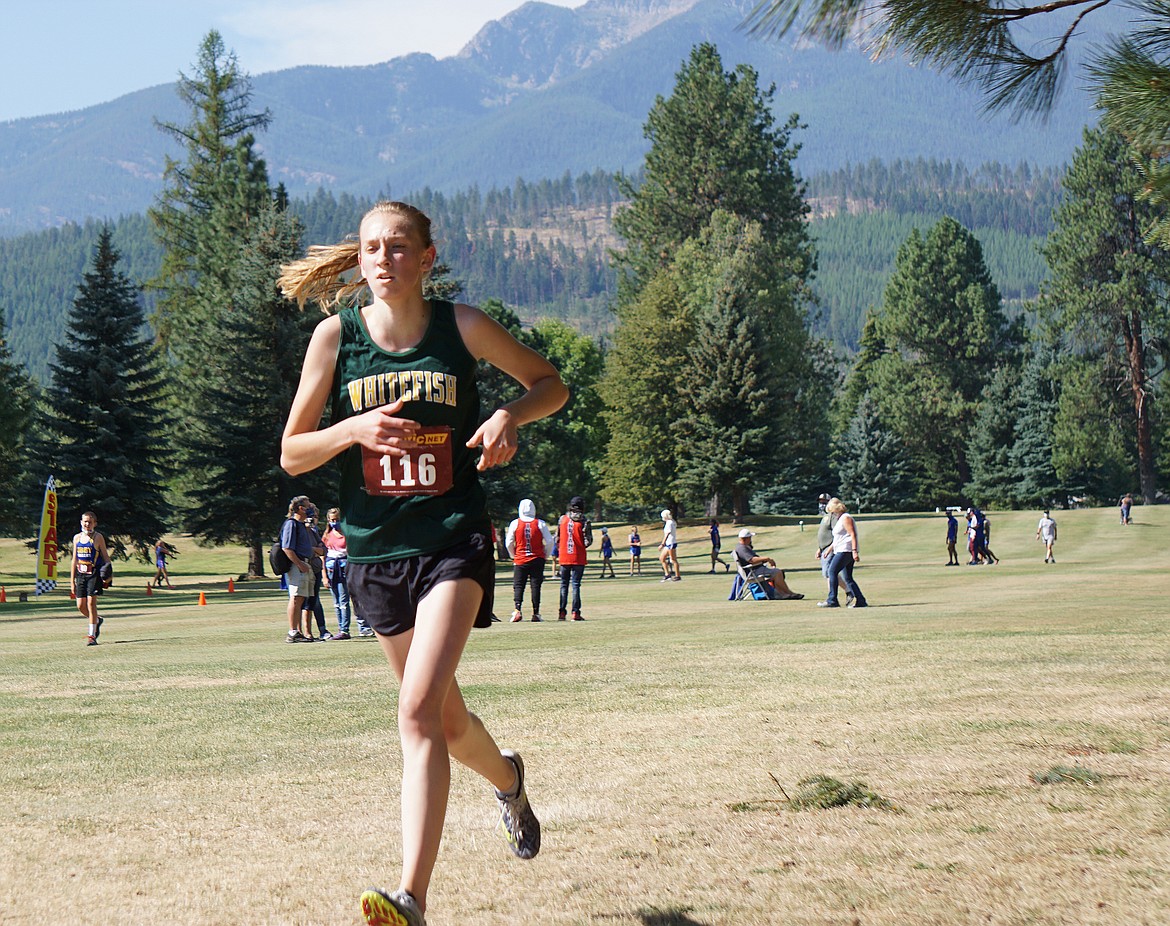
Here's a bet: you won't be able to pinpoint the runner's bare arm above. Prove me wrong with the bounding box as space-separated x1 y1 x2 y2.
456 304 568 471
281 315 422 476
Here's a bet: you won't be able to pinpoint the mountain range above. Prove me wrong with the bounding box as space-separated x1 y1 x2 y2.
0 0 1103 236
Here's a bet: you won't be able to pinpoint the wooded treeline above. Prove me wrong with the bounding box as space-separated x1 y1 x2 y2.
1 159 1058 382
0 34 1165 568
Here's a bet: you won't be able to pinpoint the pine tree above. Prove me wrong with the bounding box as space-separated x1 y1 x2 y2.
858 216 1019 505
964 363 1024 508
672 214 790 517
30 229 170 559
1041 126 1169 504
178 199 322 575
1050 358 1134 501
149 31 271 353
1008 347 1063 508
0 309 34 536
613 43 812 289
599 270 694 510
833 393 915 512
603 43 820 512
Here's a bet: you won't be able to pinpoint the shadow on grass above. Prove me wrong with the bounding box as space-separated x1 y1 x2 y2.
636 907 708 926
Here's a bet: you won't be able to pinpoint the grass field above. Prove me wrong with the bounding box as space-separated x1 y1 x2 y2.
1 508 1167 925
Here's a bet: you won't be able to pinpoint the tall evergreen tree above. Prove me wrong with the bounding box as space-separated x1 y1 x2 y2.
1050 358 1134 501
29 229 169 559
671 213 808 517
179 199 321 575
833 392 916 512
149 30 271 353
852 216 1019 505
599 270 693 511
613 42 812 290
1041 126 1169 504
149 33 320 567
1008 346 1063 508
0 309 35 537
964 362 1024 508
603 44 819 512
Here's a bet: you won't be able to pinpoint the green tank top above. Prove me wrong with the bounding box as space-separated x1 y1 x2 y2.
331 300 488 562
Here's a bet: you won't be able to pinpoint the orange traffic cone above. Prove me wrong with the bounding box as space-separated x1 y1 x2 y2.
227 577 235 593
0 586 6 603
198 591 208 606
145 584 153 596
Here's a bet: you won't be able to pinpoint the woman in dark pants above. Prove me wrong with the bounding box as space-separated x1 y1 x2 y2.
818 497 867 609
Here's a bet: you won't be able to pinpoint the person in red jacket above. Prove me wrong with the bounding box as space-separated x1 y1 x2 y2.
505 498 553 622
556 495 593 620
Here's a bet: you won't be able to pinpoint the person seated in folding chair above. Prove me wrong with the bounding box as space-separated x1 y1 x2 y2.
733 529 804 600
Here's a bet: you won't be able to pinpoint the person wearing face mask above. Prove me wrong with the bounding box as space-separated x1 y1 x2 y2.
72 511 111 646
322 507 373 638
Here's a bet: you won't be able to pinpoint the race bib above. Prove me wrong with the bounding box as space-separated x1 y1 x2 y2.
361 426 454 497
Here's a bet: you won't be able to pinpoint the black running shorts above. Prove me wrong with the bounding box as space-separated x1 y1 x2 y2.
347 531 495 637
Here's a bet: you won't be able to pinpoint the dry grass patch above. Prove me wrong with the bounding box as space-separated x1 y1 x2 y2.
1 508 1168 925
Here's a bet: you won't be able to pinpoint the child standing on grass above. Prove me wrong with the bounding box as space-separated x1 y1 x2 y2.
278 200 568 926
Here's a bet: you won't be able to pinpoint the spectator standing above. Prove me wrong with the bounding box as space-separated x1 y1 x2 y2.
1120 493 1133 525
944 510 960 566
707 519 730 573
977 508 1000 565
965 508 982 565
598 527 616 578
1036 510 1058 563
322 507 372 639
628 526 642 576
815 501 850 603
281 496 317 643
505 498 552 622
818 498 867 609
557 496 592 620
72 511 111 646
659 509 681 582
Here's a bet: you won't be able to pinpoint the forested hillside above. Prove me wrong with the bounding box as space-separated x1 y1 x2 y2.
0 159 1059 381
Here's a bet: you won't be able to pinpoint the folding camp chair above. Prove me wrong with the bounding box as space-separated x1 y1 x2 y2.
733 560 776 601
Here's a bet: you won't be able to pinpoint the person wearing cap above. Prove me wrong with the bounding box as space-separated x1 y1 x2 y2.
505 499 553 621
658 508 681 582
733 529 803 600
817 492 830 515
557 496 593 619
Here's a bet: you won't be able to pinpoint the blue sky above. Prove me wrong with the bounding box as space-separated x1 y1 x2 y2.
0 0 586 123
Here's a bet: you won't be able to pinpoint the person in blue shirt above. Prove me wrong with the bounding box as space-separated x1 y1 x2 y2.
708 518 730 573
598 527 615 578
944 510 960 565
281 496 319 642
